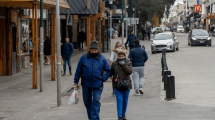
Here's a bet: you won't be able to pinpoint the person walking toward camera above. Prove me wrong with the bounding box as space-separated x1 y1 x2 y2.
61 38 74 76
74 40 111 120
129 40 148 96
110 49 132 120
126 31 136 51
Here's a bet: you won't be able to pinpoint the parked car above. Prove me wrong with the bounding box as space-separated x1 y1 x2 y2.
151 27 163 35
188 29 212 46
177 26 185 33
151 32 179 54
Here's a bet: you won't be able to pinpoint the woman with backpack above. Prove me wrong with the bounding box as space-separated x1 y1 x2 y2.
110 49 132 120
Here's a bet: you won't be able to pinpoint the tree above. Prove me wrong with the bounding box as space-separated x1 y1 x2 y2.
134 0 175 27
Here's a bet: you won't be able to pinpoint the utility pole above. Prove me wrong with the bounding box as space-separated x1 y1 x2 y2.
122 0 124 47
40 0 43 92
56 0 62 106
186 0 188 32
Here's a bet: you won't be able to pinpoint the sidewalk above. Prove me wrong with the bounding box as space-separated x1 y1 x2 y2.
0 40 215 120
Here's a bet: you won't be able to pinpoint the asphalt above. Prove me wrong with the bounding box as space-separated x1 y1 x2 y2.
0 34 215 120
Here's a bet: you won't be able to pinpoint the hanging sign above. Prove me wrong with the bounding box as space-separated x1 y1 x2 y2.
194 5 202 13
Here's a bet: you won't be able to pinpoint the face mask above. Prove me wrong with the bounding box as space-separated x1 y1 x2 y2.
90 52 99 58
117 58 126 61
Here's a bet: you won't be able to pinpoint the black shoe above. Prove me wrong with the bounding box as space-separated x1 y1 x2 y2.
70 72 72 75
122 115 127 120
118 118 123 120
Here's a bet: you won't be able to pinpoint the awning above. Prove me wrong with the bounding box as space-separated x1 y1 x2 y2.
0 0 69 9
60 0 98 15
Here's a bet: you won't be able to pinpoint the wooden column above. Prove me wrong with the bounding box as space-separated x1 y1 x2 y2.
98 18 101 52
51 9 56 81
91 19 95 41
87 17 90 51
102 19 105 52
32 3 38 89
6 10 12 76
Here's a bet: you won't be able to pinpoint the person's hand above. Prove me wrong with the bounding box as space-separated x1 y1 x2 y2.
74 83 78 88
119 61 125 65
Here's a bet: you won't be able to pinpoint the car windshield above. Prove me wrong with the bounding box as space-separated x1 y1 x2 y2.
154 34 172 40
192 30 208 36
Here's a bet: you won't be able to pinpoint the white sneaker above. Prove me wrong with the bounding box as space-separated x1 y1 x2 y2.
134 91 140 96
139 88 144 95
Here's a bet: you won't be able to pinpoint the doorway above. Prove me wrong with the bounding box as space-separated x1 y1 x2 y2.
12 26 17 74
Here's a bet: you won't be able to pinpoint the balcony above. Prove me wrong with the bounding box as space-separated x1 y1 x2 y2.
202 0 209 4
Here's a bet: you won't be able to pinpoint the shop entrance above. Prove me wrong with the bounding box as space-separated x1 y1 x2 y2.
0 18 6 76
12 26 17 74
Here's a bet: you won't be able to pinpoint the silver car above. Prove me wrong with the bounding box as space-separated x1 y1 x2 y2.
151 32 179 54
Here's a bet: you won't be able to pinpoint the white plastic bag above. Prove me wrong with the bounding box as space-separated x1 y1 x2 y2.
68 86 79 104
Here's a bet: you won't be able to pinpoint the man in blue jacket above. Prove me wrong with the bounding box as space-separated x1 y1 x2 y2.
74 40 111 120
126 31 136 51
129 40 148 96
61 38 74 76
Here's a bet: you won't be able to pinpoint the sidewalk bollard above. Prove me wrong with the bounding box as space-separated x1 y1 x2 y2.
165 75 176 100
163 70 171 90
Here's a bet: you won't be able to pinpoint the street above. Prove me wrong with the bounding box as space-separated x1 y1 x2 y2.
0 33 215 120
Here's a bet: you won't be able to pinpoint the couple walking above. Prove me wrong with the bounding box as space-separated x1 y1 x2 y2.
74 40 148 120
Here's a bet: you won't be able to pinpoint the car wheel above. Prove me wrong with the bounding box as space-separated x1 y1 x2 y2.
188 41 190 45
209 44 212 46
151 51 155 54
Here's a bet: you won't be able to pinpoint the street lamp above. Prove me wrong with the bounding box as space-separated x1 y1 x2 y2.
109 0 113 52
133 7 135 32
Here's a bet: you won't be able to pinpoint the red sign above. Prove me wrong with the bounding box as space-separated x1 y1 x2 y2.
194 5 202 13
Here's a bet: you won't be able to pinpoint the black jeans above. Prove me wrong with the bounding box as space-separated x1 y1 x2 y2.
129 45 134 51
148 34 150 40
78 41 84 50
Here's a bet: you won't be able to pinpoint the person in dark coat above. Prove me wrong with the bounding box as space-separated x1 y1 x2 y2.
110 49 132 120
147 28 151 40
211 25 214 37
126 31 136 51
78 28 86 51
129 40 148 96
142 28 146 40
74 40 111 120
44 36 51 65
61 38 74 76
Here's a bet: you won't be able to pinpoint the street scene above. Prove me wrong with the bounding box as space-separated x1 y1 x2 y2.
1 0 215 120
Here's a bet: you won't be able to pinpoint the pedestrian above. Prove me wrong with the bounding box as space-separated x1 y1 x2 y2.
147 28 151 40
142 28 146 40
126 31 136 51
74 40 111 120
44 36 51 65
129 40 148 96
110 41 122 64
118 30 121 37
211 25 214 37
78 28 86 51
108 27 114 39
110 49 132 120
171 26 173 32
61 38 74 76
113 28 119 39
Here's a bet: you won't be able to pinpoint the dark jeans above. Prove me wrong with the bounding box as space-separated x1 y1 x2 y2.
142 34 145 40
63 57 72 74
78 41 84 50
113 89 130 117
129 45 134 51
148 34 150 40
82 86 103 120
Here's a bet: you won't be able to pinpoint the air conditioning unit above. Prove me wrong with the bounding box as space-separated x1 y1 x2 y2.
20 9 29 16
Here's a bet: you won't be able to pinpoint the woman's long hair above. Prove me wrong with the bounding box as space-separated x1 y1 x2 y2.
114 41 121 49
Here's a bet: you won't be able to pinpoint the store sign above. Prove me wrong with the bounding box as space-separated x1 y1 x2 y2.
194 5 202 12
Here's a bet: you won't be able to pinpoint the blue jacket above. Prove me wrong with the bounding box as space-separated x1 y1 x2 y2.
61 43 74 59
74 52 111 88
126 34 137 46
129 45 148 67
